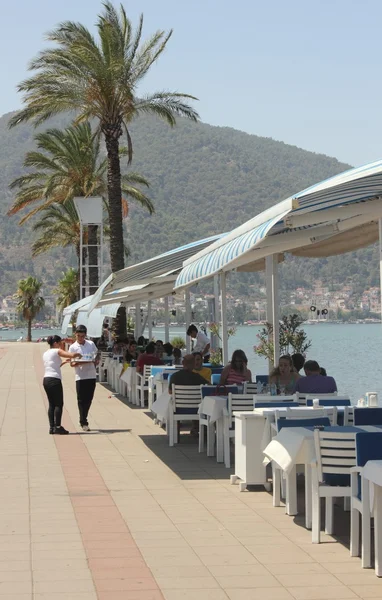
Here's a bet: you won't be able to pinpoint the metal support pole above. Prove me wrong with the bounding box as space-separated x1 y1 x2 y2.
164 296 170 343
213 275 220 352
135 303 141 339
185 289 191 353
379 219 382 323
220 272 229 365
265 255 280 369
147 301 153 341
79 222 84 299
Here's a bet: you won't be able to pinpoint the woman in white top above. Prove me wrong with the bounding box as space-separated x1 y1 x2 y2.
43 335 81 434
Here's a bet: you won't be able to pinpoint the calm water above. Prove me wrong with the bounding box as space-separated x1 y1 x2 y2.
1 324 381 402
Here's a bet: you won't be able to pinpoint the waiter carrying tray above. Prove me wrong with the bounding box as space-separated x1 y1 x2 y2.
186 324 210 362
69 325 98 431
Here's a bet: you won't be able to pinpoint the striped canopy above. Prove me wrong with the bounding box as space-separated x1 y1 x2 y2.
175 159 382 289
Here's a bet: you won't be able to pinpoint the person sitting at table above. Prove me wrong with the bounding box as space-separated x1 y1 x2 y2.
168 354 209 436
125 339 138 363
220 349 252 386
136 342 164 374
168 354 209 392
193 352 212 383
295 360 337 394
155 339 164 358
292 353 305 374
173 347 182 365
113 336 129 358
163 342 173 357
270 355 300 393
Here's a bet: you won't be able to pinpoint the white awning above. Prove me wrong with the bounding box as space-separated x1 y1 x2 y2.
175 158 382 288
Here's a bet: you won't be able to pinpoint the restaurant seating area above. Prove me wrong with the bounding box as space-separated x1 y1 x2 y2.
97 356 382 579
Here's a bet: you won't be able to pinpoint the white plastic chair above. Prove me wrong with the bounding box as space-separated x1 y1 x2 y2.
168 385 202 446
254 394 298 405
344 406 354 426
98 351 110 382
223 394 255 468
136 364 153 407
311 428 356 543
243 382 258 395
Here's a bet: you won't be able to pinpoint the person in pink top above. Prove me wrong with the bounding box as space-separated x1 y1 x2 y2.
220 350 252 386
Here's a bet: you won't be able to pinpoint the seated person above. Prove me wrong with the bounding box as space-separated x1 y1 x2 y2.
155 339 164 358
125 339 138 362
193 352 211 383
173 347 182 365
292 352 305 374
163 342 173 357
113 336 128 357
168 354 210 392
136 342 164 374
295 360 337 394
270 355 300 393
220 349 252 386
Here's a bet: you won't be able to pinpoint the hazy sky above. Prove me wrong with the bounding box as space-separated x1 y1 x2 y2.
1 0 381 166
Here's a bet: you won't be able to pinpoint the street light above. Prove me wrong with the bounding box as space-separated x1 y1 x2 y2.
73 197 104 299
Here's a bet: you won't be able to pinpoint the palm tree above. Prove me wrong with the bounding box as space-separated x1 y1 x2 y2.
8 1 198 275
9 122 153 294
54 268 79 311
14 276 45 342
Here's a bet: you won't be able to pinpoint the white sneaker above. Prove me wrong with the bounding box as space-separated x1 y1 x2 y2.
81 425 90 432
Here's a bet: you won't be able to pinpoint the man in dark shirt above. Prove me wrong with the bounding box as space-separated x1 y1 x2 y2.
169 354 209 392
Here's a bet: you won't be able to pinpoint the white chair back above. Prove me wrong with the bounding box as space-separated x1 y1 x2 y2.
344 406 354 426
243 382 257 395
172 385 202 411
314 429 356 482
254 394 298 404
143 364 153 381
305 394 350 402
275 407 337 427
228 394 255 425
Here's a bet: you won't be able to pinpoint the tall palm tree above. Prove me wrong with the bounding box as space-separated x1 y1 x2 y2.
8 1 198 275
8 122 153 294
14 276 45 342
54 268 79 311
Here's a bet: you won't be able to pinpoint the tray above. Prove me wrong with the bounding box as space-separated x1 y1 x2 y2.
70 358 95 364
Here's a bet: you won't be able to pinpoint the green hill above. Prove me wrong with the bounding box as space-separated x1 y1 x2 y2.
0 111 378 299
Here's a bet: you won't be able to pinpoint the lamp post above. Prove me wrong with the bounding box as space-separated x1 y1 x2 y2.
73 197 104 299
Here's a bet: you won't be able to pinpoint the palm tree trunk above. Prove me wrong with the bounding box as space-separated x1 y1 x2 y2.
104 132 125 273
27 318 32 342
88 225 99 295
104 128 126 338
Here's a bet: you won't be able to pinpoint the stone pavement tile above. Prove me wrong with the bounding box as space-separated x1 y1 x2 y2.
226 590 295 600
88 557 148 570
31 533 82 544
150 566 211 578
0 596 32 600
81 531 138 542
349 585 382 598
0 571 31 582
34 595 97 600
0 581 32 594
275 573 344 587
217 574 282 589
85 545 143 558
286 585 358 599
155 576 220 589
32 548 87 560
34 579 96 593
320 561 363 574
265 563 327 575
0 550 30 562
31 558 89 571
32 570 93 582
95 578 159 592
97 592 164 600
194 546 259 566
249 548 314 565
208 565 271 577
0 561 30 571
335 572 381 585
162 591 229 600
93 567 153 579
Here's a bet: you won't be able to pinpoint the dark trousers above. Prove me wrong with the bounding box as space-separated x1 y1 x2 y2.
43 377 63 428
76 379 96 426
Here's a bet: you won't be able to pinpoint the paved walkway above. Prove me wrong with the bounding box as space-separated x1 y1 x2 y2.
0 342 381 599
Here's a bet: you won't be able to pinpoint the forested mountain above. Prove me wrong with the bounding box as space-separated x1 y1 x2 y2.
0 110 378 298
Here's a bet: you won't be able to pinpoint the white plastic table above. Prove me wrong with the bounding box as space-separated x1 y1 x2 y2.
120 367 137 404
363 459 382 576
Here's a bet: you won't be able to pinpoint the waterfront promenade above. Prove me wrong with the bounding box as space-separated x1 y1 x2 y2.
0 343 381 600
